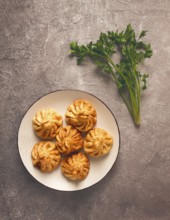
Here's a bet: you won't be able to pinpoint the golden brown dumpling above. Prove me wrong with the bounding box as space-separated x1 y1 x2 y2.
65 99 97 132
56 126 83 155
32 108 62 139
31 141 61 172
61 152 90 181
83 128 113 157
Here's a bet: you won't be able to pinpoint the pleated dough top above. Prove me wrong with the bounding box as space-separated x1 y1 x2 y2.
32 108 62 139
31 141 61 172
83 128 113 157
61 152 90 181
56 125 83 155
65 99 97 132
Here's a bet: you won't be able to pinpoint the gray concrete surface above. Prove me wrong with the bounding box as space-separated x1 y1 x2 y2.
1 0 170 219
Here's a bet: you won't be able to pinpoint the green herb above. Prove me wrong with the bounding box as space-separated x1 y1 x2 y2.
70 24 153 125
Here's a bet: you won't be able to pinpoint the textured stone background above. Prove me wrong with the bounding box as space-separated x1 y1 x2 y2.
0 0 170 219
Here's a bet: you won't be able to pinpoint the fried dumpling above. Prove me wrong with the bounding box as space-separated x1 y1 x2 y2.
61 152 90 181
65 99 97 132
32 108 62 139
83 128 113 157
31 141 61 172
56 125 83 155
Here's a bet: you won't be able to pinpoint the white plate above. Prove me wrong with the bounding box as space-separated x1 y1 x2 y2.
18 90 120 191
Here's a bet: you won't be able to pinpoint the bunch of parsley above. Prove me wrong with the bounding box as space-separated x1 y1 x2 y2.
70 24 152 125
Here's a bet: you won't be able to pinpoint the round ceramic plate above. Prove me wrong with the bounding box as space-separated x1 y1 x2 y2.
18 90 120 191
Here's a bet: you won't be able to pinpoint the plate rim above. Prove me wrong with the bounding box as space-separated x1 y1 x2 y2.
17 89 121 191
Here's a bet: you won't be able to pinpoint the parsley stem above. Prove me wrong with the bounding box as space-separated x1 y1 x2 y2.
106 56 140 125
